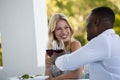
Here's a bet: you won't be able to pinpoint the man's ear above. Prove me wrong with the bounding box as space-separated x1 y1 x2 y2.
94 18 101 26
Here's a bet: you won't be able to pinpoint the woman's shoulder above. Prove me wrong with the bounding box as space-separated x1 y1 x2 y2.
70 39 81 52
71 39 81 45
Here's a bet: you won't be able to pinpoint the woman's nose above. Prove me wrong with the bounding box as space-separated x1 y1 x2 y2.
61 29 66 34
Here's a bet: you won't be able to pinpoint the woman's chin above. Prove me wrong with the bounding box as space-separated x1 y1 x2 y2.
63 39 68 42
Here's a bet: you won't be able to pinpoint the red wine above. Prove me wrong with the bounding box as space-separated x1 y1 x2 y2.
46 49 64 57
54 49 64 53
46 49 54 57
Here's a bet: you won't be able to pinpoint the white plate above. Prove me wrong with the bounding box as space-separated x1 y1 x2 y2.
8 77 19 80
33 76 49 80
8 76 49 80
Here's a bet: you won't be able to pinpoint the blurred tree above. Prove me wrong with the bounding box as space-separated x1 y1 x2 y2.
46 0 120 46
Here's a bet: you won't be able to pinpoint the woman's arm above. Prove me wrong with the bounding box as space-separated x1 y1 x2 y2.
51 68 83 80
45 54 53 80
51 41 83 80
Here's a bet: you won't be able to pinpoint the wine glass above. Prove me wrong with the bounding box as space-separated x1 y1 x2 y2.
46 41 55 57
46 40 64 57
52 40 65 64
46 49 54 57
54 40 64 53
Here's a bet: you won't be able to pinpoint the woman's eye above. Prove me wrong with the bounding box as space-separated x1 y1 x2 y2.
65 26 69 29
55 26 69 31
55 28 61 30
65 27 69 29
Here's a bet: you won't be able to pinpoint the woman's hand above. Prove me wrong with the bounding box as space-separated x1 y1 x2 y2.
45 77 52 80
46 55 54 67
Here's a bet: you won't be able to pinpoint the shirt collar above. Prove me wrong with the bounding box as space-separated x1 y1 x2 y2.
102 29 115 35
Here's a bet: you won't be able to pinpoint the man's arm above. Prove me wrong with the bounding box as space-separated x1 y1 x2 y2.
55 36 109 71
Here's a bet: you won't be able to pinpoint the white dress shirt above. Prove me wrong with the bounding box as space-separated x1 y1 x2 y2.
55 29 120 80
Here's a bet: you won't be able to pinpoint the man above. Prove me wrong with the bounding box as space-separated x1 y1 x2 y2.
55 6 120 80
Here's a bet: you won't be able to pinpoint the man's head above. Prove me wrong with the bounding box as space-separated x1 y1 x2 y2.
86 6 115 41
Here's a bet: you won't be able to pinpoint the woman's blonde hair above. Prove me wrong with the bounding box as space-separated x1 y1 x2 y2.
47 13 74 51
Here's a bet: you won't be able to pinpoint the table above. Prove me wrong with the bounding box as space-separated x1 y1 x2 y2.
64 79 90 80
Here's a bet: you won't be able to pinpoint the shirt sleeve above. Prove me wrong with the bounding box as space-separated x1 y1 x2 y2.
55 35 110 71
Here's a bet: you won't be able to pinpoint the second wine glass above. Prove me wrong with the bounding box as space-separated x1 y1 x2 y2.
54 40 64 53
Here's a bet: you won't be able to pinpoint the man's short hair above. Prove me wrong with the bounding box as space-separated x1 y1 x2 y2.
92 6 115 24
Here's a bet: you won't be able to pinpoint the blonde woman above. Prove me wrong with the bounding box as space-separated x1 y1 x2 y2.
45 13 83 80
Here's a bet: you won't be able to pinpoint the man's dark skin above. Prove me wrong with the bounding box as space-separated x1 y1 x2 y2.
86 7 115 41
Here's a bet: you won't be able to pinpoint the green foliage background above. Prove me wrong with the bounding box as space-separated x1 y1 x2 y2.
46 0 120 46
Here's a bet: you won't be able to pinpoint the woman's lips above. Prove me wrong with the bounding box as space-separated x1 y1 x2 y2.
61 35 67 39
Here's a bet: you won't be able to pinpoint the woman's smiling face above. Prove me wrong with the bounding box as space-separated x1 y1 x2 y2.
54 19 71 42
